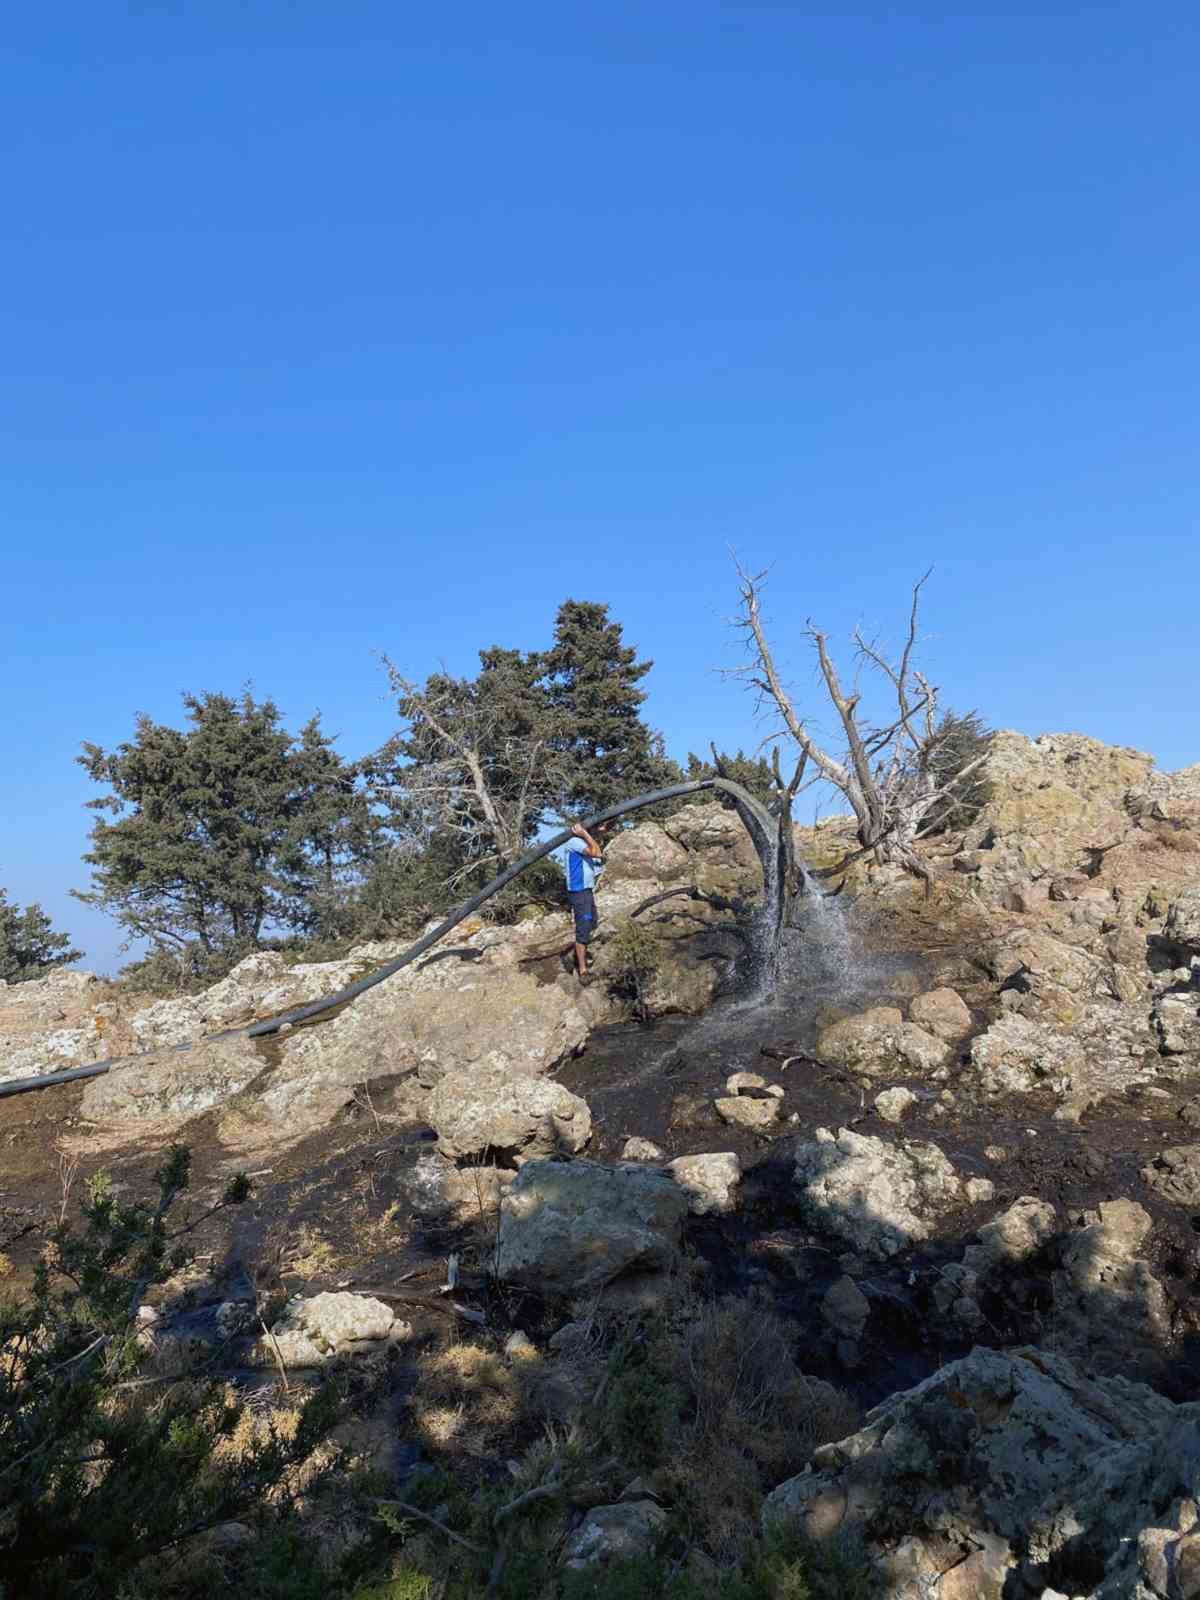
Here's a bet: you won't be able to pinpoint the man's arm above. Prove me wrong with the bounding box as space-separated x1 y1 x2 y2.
570 823 603 858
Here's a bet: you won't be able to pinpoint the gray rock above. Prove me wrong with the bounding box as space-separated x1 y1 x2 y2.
821 1275 870 1340
396 1151 513 1222
494 1160 689 1295
1142 1145 1200 1207
621 1137 666 1162
1166 889 1200 957
908 987 972 1042
427 1064 591 1164
791 1128 963 1259
764 1345 1200 1600
667 1151 741 1215
715 1095 781 1131
967 1014 1087 1100
1049 1199 1174 1378
1155 991 1200 1057
562 1500 668 1569
874 1086 917 1123
817 1008 952 1079
965 1197 1058 1275
80 1034 263 1123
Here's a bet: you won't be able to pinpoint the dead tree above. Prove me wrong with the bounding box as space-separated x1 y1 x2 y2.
732 563 989 884
372 658 552 875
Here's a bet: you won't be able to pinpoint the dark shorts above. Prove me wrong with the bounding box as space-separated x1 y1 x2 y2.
568 889 599 945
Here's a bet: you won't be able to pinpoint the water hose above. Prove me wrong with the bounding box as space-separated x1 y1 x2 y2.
0 777 776 1101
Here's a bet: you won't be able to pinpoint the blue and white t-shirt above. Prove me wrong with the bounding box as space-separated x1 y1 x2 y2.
563 837 601 892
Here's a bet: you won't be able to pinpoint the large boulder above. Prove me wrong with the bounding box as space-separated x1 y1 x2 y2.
966 1014 1087 1100
791 1128 964 1258
908 987 972 1042
601 821 689 884
1048 1199 1174 1379
129 950 374 1050
247 945 599 1135
81 1034 264 1123
817 1008 952 1079
981 928 1100 1027
764 1345 1200 1600
494 1160 688 1295
426 1064 592 1164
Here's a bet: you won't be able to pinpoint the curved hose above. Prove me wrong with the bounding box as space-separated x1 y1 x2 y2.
1 778 766 1102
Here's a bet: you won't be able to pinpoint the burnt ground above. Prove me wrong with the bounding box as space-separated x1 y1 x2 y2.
4 909 1200 1418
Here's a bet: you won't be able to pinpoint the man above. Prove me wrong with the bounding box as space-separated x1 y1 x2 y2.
562 820 607 982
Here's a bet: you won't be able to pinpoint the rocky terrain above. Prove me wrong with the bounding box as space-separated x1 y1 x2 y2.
4 731 1200 1597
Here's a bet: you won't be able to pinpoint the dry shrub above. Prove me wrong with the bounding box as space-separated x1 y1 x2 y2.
625 1294 860 1557
412 1339 519 1455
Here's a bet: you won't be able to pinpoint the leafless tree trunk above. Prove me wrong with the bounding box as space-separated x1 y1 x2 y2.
731 563 988 885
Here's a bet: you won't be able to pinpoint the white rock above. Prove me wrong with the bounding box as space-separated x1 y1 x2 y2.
667 1152 741 1215
874 1086 918 1123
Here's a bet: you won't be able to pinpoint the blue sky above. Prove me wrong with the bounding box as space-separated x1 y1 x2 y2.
2 3 1197 972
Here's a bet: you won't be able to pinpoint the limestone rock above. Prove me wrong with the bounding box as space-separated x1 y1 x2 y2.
764 1344 1200 1600
251 1292 402 1367
791 1129 963 1258
494 1160 688 1295
601 821 688 884
621 1137 666 1162
964 1196 1058 1277
1155 991 1200 1057
427 1064 591 1164
1142 1145 1200 1207
715 1095 781 1131
80 1034 264 1123
397 1152 512 1222
562 1500 668 1569
817 1008 951 1079
874 1086 917 1123
667 1151 741 1215
966 1014 1086 1100
982 928 1099 1026
908 987 972 1042
1166 890 1200 957
1049 1199 1174 1378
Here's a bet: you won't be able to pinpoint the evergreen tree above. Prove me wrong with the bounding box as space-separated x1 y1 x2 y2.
75 692 370 959
684 748 777 810
0 891 82 984
541 599 673 816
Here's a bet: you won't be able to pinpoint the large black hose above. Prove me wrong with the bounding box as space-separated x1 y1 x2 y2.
0 778 767 1102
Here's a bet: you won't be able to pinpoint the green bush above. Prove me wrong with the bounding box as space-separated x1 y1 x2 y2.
0 1149 347 1600
604 919 663 1019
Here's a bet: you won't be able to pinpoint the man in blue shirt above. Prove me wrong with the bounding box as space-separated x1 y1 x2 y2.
563 821 605 982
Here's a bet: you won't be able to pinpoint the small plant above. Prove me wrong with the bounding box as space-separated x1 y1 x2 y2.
0 1147 346 1600
604 919 663 1020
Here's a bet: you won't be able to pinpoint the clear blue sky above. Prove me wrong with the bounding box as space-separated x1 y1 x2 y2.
3 3 1197 972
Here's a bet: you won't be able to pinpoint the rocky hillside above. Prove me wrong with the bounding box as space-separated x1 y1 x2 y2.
3 739 1200 1598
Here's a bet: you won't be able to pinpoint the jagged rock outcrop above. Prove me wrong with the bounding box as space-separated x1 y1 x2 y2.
493 1159 688 1295
791 1128 965 1258
764 1345 1200 1600
426 1063 592 1165
80 1034 264 1123
0 968 114 1086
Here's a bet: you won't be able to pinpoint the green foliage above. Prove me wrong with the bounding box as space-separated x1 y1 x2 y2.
0 1148 345 1600
920 710 993 835
684 749 778 811
603 919 663 1021
543 600 676 817
75 691 379 966
0 890 81 984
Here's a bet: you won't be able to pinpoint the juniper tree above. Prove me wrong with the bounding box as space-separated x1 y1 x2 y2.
0 891 82 984
542 599 675 816
75 692 370 960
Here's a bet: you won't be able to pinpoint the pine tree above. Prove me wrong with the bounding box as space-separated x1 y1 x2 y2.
75 692 371 959
0 891 82 984
541 599 673 816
